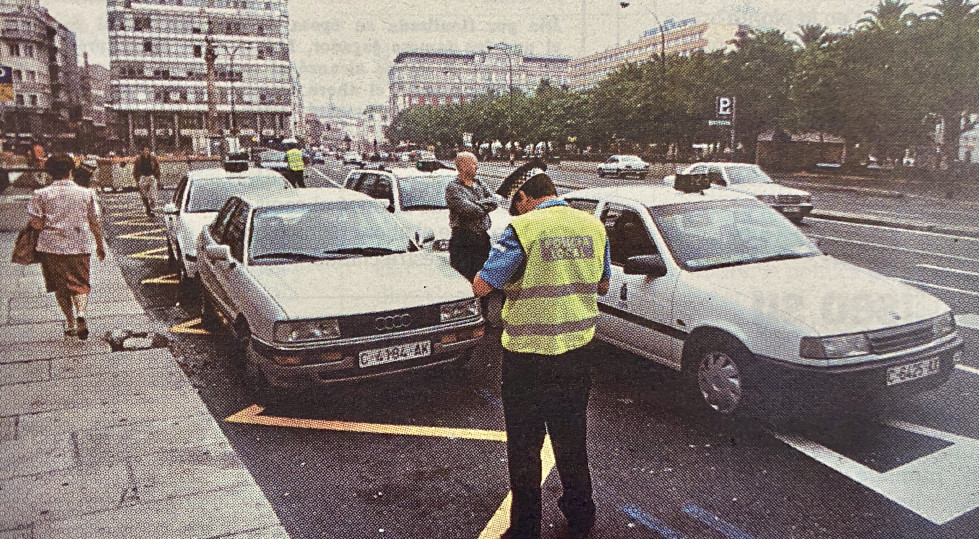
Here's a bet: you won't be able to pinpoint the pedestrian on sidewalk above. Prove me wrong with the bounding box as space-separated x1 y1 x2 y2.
27 153 107 340
132 147 160 216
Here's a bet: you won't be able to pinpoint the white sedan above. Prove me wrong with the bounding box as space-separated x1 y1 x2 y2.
598 155 650 179
196 188 484 401
562 185 962 417
664 162 813 223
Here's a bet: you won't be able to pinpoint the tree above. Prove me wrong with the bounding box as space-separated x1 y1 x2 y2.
857 0 919 32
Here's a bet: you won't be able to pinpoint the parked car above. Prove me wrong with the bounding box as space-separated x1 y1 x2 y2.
196 188 485 400
598 155 650 179
663 162 813 223
162 158 292 292
343 165 512 253
252 149 289 176
561 185 962 417
342 151 364 166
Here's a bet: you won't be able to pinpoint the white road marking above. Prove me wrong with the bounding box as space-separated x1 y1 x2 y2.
867 209 922 218
809 234 979 263
806 218 979 242
307 167 343 188
917 264 979 278
897 278 979 298
956 314 979 331
956 364 979 376
774 422 979 525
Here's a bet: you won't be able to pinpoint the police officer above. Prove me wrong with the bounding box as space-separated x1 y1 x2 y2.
284 139 306 188
473 173 611 539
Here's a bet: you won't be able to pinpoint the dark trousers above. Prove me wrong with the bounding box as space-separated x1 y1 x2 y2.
285 168 305 188
502 346 595 538
448 227 490 281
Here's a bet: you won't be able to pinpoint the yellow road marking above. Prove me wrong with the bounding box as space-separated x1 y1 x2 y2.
169 317 212 335
114 217 160 226
478 436 556 539
129 246 168 260
142 273 179 285
117 227 166 240
109 210 145 217
225 405 508 441
956 364 979 376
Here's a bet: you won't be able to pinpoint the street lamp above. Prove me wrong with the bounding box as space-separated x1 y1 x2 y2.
487 44 516 164
619 1 666 78
216 42 244 136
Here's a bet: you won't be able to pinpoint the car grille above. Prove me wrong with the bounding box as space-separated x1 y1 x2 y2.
338 305 442 339
867 320 935 355
778 195 804 204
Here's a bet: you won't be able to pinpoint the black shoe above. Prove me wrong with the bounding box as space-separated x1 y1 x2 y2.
559 497 596 539
76 316 89 340
567 514 595 539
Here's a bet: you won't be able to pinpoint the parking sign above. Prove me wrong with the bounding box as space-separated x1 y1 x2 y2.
717 96 734 116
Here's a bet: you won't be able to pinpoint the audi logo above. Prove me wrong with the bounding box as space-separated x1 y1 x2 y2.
375 314 412 331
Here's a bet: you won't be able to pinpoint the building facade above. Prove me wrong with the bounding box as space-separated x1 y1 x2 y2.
361 104 388 152
570 19 743 92
106 0 294 154
388 43 570 117
0 0 83 152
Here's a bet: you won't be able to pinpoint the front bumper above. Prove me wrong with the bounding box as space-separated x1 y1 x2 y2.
771 203 814 219
745 335 963 408
250 318 485 388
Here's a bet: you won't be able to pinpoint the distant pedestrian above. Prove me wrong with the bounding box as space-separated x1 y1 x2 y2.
473 172 610 539
284 139 306 188
27 153 107 340
445 151 497 281
132 147 160 216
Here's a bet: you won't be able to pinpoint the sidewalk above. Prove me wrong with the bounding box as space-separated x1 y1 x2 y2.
0 233 289 538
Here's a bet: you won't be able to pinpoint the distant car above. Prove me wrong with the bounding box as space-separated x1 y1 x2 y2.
562 185 961 417
664 162 813 224
311 151 326 165
342 151 364 166
598 155 650 179
163 160 292 291
344 165 512 253
195 188 484 399
253 149 289 176
415 150 436 161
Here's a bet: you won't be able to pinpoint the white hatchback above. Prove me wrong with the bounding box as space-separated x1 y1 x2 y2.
562 185 961 417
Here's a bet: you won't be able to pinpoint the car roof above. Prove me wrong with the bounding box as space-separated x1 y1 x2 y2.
352 165 457 179
565 184 756 208
241 187 374 209
613 154 643 159
187 166 286 182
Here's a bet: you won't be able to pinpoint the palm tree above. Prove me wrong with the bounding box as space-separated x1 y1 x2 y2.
794 24 835 49
857 0 919 32
925 0 978 21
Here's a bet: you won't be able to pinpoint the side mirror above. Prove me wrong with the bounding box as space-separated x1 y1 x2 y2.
205 244 232 262
414 227 436 245
162 202 178 215
624 254 667 277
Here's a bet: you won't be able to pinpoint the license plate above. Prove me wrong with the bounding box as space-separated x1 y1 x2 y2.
781 206 800 213
886 357 941 386
359 340 431 368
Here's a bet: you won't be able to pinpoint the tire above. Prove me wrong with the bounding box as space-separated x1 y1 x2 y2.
245 344 289 406
166 239 177 268
685 333 754 417
638 173 648 181
200 288 221 331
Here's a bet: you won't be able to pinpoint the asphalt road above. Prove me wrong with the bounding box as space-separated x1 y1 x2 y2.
99 158 979 538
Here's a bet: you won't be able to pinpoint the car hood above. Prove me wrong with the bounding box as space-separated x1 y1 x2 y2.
686 255 948 336
723 183 809 196
247 252 472 319
396 207 513 241
178 212 217 255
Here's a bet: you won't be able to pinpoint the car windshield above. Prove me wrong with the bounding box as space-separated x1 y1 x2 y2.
257 150 285 163
398 175 453 210
620 156 643 162
186 177 286 213
725 166 774 185
650 199 821 272
248 200 412 265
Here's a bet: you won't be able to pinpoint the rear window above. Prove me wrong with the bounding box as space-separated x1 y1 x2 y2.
186 176 288 213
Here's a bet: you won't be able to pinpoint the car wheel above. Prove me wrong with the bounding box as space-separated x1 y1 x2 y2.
245 343 288 406
686 334 754 417
166 239 177 268
200 288 222 331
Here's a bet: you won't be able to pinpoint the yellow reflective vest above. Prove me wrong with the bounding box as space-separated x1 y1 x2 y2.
501 204 607 355
286 148 305 171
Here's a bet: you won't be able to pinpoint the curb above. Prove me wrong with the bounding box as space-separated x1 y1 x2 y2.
810 210 979 238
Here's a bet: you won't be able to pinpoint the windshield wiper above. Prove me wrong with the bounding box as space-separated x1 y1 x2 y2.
322 247 406 257
251 252 338 262
749 252 815 264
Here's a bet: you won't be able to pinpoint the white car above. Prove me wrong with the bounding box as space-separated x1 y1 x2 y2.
664 162 813 223
162 160 291 291
561 185 962 417
342 151 364 166
343 165 512 253
598 155 650 179
195 188 484 399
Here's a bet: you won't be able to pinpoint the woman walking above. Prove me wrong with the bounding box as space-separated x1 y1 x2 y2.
27 153 106 339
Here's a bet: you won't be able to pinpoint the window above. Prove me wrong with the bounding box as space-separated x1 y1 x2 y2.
15 94 24 105
29 95 37 106
25 71 35 82
24 44 33 57
210 198 241 244
565 199 599 215
224 203 250 261
12 70 21 82
193 45 202 57
8 44 20 57
134 16 152 31
143 40 153 53
601 204 657 266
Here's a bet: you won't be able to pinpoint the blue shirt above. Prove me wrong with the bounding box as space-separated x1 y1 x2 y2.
478 199 612 289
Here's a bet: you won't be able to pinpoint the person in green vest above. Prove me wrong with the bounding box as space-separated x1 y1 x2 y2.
473 173 610 539
283 139 306 188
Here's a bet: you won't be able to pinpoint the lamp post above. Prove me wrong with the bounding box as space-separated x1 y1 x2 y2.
487 44 515 163
216 43 244 137
619 1 666 78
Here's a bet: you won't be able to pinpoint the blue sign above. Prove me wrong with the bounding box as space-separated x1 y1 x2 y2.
0 65 11 84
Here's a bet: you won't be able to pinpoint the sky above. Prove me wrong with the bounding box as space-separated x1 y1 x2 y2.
42 0 933 113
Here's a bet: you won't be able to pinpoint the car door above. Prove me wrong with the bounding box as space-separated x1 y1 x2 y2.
165 175 189 246
207 201 250 319
597 202 680 368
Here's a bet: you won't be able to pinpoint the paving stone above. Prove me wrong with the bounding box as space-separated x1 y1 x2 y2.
16 396 207 440
0 314 157 346
0 433 74 480
0 462 132 530
75 414 227 465
32 484 280 539
0 340 111 365
0 528 33 539
129 442 253 503
0 417 16 442
223 526 292 539
0 361 48 386
49 348 177 380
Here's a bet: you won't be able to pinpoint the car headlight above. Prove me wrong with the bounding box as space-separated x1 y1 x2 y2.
433 239 450 252
440 299 480 323
933 312 956 339
799 333 871 359
757 195 777 204
802 194 813 203
274 319 341 343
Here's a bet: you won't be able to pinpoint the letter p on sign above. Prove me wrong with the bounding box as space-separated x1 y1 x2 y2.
717 97 733 116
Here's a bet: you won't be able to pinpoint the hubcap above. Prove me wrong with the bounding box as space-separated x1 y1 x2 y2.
697 351 743 414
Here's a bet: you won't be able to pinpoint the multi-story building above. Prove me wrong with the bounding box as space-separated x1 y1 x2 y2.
388 43 570 117
570 19 743 92
105 0 294 154
76 52 112 154
361 104 388 152
0 0 83 152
